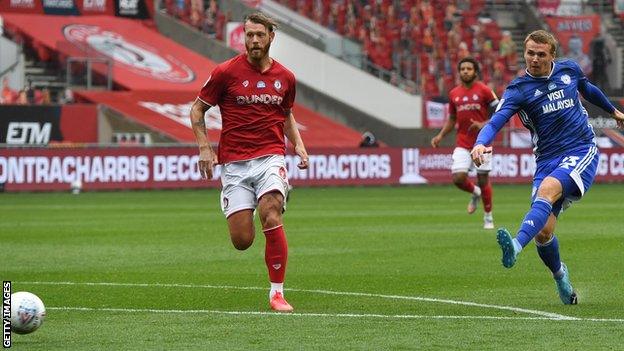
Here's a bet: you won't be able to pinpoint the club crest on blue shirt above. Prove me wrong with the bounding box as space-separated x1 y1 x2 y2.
274 80 282 90
548 82 556 90
561 74 571 85
257 81 266 88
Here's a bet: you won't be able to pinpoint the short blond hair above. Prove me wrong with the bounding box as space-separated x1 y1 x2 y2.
524 30 558 56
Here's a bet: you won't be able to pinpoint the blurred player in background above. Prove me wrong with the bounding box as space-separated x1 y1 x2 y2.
190 12 309 312
431 57 499 229
472 30 624 304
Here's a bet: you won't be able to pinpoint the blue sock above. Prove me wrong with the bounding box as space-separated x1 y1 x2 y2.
536 235 562 276
516 197 552 247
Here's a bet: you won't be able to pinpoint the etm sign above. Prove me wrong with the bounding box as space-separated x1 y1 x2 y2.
6 122 52 144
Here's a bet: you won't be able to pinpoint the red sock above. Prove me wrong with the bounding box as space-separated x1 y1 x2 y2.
263 225 288 283
481 182 493 213
455 179 475 194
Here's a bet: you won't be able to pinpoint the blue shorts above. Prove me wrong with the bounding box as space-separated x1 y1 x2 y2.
532 145 599 217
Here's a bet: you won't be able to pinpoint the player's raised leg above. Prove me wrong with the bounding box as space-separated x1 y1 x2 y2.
496 177 561 268
258 191 293 312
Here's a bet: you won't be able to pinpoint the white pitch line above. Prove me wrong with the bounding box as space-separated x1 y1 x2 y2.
45 306 563 321
46 306 624 323
20 280 574 320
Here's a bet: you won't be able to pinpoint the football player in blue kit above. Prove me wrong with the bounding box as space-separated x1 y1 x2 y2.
471 30 624 304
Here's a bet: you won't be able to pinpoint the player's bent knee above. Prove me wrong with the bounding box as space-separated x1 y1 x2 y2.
534 229 553 244
261 211 282 229
230 235 254 250
536 177 563 203
228 227 255 250
452 173 467 184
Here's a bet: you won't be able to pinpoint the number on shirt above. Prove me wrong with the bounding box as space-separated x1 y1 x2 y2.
559 156 580 169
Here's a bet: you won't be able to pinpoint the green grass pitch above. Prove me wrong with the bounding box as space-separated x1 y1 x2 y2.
1 184 623 350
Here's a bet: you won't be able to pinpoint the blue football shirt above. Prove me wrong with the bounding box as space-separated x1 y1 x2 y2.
476 59 600 161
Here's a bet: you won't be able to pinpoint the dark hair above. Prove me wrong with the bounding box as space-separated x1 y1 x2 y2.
244 12 279 33
457 57 480 74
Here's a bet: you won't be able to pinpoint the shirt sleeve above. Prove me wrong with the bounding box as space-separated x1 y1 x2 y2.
197 65 225 106
475 85 521 146
572 61 616 113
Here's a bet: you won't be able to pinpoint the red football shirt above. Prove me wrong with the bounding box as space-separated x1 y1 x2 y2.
448 81 498 149
197 54 296 163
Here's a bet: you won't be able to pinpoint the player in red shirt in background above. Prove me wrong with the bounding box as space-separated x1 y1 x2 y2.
431 57 499 229
189 12 309 312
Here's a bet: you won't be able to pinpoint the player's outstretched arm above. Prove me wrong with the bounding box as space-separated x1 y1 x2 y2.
578 79 616 114
190 98 217 179
284 111 309 169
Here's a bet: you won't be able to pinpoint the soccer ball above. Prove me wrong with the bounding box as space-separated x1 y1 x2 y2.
10 292 46 334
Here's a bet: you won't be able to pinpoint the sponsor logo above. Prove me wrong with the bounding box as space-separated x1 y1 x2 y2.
10 0 35 8
542 89 574 114
235 94 283 105
534 89 542 97
286 154 392 181
6 122 52 145
0 154 224 185
399 148 427 184
118 0 139 15
462 96 468 101
43 0 75 8
548 82 556 90
472 94 478 101
272 264 281 270
278 166 287 179
457 103 482 112
83 0 107 11
63 24 195 83
257 81 266 88
242 80 249 87
523 220 535 227
274 80 282 90
561 74 571 85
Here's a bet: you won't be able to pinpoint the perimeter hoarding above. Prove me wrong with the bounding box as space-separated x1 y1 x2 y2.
0 104 98 145
2 147 624 192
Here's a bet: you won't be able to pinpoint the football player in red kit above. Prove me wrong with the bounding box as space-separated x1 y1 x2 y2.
431 57 499 229
190 12 309 312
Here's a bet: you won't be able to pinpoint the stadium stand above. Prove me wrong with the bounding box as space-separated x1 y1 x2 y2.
0 10 365 147
270 0 516 99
